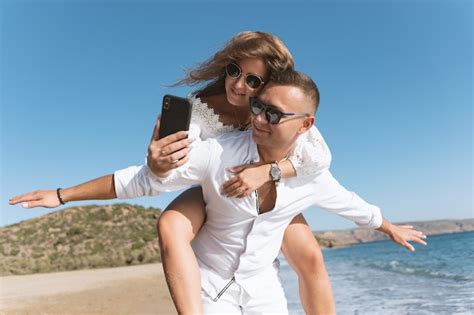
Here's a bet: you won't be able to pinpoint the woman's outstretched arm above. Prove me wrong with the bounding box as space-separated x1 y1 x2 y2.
9 174 116 209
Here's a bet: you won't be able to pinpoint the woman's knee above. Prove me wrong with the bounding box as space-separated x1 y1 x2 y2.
283 214 327 275
157 210 192 242
301 244 325 273
156 187 207 245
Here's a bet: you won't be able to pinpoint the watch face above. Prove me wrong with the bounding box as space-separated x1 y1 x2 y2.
271 164 281 180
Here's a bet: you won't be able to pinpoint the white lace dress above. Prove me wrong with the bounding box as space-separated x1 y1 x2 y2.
187 95 332 176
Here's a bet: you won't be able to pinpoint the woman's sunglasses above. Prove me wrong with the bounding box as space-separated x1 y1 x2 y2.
225 62 265 89
249 97 310 125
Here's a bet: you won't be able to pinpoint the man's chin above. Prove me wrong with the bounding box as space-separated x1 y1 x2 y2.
251 131 265 145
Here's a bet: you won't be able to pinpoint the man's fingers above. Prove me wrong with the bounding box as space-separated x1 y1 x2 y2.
410 232 427 245
9 195 22 205
416 231 427 239
9 192 30 203
411 237 428 246
22 200 43 209
403 240 415 252
9 192 38 205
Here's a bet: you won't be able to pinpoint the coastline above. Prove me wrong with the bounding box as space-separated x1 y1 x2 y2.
315 219 474 248
0 263 175 314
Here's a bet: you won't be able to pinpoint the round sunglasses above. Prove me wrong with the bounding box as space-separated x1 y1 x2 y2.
249 97 310 125
225 62 265 89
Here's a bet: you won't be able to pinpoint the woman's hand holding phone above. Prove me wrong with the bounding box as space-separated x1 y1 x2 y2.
147 118 193 178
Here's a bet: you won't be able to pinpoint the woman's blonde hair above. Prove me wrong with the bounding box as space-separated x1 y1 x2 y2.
175 31 294 97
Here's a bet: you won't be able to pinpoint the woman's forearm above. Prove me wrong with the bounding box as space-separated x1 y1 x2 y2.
279 159 297 179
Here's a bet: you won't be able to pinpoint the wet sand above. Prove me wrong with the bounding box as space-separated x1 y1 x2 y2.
0 263 175 314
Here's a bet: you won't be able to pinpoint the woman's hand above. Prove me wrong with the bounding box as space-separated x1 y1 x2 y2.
379 220 428 251
147 118 193 178
221 163 271 198
9 190 61 209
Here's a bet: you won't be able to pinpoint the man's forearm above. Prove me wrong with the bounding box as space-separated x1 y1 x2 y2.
60 174 117 203
376 217 394 236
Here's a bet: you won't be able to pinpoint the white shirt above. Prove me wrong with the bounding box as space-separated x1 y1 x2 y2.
188 95 332 177
114 130 382 300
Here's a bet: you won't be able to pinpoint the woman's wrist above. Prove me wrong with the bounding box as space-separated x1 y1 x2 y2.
264 164 273 183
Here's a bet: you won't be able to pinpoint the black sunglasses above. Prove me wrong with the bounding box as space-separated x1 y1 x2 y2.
249 97 310 125
225 62 265 89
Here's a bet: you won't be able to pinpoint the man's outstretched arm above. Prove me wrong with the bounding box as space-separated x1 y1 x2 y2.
9 174 116 208
312 169 427 251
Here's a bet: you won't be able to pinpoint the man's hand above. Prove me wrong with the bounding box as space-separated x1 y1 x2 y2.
377 219 427 251
220 163 271 198
147 118 193 178
9 190 61 209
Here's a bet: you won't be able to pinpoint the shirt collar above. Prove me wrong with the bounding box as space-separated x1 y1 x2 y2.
247 130 260 164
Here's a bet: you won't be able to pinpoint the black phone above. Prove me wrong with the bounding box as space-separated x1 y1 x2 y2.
158 95 192 139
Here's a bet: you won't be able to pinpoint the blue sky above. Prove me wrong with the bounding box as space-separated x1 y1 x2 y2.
1 0 472 230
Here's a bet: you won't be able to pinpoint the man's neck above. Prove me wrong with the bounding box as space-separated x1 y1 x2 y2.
257 144 295 164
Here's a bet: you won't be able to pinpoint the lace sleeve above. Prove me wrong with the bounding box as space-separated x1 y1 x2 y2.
288 126 332 177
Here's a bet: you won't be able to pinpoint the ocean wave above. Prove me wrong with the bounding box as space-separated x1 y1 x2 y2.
363 260 474 282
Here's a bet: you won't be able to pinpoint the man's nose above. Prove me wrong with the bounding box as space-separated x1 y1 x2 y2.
254 110 268 124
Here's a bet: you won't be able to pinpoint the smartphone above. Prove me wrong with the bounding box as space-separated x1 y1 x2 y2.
158 95 192 139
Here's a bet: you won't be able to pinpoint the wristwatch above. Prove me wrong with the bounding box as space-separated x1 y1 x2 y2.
269 162 281 182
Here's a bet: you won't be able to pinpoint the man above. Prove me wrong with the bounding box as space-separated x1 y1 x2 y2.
10 70 426 313
114 70 426 313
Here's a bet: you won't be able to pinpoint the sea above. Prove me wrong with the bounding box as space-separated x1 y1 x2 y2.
279 231 474 315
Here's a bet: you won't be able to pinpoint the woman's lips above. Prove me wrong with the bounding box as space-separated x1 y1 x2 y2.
231 88 244 97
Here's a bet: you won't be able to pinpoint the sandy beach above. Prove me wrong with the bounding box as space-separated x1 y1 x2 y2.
0 263 175 314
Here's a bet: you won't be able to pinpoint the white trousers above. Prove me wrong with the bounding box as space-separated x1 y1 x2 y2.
201 280 288 315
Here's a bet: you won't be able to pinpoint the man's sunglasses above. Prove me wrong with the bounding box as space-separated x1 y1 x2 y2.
225 62 265 89
249 97 310 125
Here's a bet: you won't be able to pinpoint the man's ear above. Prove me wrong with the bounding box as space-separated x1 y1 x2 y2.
298 116 314 134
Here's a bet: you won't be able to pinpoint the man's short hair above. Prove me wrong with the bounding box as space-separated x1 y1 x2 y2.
269 70 320 113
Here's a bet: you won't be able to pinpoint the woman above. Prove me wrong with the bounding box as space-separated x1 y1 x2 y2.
10 31 336 314
149 31 336 315
10 31 425 314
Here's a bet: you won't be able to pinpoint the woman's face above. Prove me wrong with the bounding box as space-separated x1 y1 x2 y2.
225 58 268 107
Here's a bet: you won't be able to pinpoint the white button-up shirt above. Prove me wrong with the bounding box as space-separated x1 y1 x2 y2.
114 130 382 300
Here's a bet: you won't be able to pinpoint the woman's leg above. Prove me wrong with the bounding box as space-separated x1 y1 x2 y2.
281 214 336 315
157 187 206 315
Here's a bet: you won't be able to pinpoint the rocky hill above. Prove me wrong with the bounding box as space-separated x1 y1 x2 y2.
315 218 474 248
1 203 472 276
0 204 161 276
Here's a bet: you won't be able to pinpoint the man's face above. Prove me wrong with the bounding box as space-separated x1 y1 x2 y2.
251 83 314 149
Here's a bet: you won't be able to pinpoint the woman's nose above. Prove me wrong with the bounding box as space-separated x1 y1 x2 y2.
233 75 246 90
